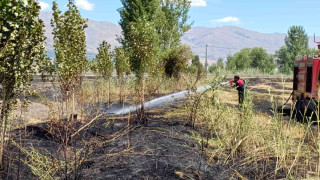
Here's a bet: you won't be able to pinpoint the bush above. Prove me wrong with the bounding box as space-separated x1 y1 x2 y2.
164 45 193 79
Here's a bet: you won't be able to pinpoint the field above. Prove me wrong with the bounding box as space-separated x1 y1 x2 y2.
4 75 320 179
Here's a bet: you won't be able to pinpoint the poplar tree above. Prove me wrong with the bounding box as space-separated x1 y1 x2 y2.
119 0 160 124
285 26 309 58
127 18 160 124
276 26 309 74
51 0 88 99
92 41 114 79
118 0 192 124
159 0 192 50
118 0 159 49
114 47 130 105
92 41 114 105
157 0 192 78
0 0 49 165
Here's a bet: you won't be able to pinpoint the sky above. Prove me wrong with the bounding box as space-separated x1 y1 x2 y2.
38 0 320 35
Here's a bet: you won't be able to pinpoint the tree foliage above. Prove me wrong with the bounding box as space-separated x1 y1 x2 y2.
250 47 275 73
188 55 205 75
92 41 114 79
128 18 160 80
164 45 193 79
0 0 49 164
192 55 201 66
126 17 160 123
285 26 309 57
226 48 251 70
118 0 159 48
209 58 224 73
114 47 130 79
114 47 131 105
276 26 309 74
119 0 192 75
51 1 88 95
275 46 292 74
226 47 275 73
158 0 192 50
118 0 192 123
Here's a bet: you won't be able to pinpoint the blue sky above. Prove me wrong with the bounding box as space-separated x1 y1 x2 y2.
39 0 320 35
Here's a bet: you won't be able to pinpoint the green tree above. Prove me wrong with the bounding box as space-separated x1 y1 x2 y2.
227 48 251 70
250 47 276 73
118 0 159 48
0 0 49 165
92 41 114 79
92 41 114 105
209 57 224 73
285 26 308 58
188 55 205 77
192 55 201 66
226 55 235 70
118 0 163 77
216 57 224 69
276 26 308 74
119 0 192 77
275 46 293 74
127 18 160 125
114 47 131 105
114 47 130 78
164 45 193 79
51 1 88 98
158 0 192 50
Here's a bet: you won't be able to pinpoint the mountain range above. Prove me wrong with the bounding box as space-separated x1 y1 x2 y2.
40 12 318 63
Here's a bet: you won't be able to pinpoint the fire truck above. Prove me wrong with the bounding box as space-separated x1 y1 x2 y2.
292 36 320 120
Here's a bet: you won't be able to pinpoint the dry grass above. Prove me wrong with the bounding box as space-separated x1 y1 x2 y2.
179 75 320 179
7 73 319 179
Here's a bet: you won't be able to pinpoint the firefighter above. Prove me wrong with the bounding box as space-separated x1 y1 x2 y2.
230 75 245 105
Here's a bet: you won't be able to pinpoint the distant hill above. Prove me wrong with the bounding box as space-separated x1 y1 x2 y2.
40 12 121 59
40 12 318 62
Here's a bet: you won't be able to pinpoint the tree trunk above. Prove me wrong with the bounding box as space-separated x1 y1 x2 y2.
108 79 111 107
0 87 7 167
140 77 147 126
119 77 123 106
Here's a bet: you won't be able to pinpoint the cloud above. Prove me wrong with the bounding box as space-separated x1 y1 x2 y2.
211 16 240 24
191 0 207 7
39 1 50 11
75 0 94 11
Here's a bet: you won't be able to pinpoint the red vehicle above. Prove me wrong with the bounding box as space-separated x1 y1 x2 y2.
292 36 320 120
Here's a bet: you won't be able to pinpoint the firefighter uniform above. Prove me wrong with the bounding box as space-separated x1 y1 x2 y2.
230 77 245 105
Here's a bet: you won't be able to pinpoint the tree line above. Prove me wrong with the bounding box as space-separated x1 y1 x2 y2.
0 0 197 167
210 25 317 74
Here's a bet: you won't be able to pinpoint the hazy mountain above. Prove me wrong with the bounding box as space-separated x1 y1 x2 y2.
40 12 318 62
40 12 121 59
181 26 286 60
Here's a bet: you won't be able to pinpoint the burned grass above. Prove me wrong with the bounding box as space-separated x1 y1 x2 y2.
4 107 234 179
5 76 320 179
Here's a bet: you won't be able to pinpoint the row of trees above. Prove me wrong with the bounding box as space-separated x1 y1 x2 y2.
0 0 195 166
224 25 317 74
226 47 276 74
